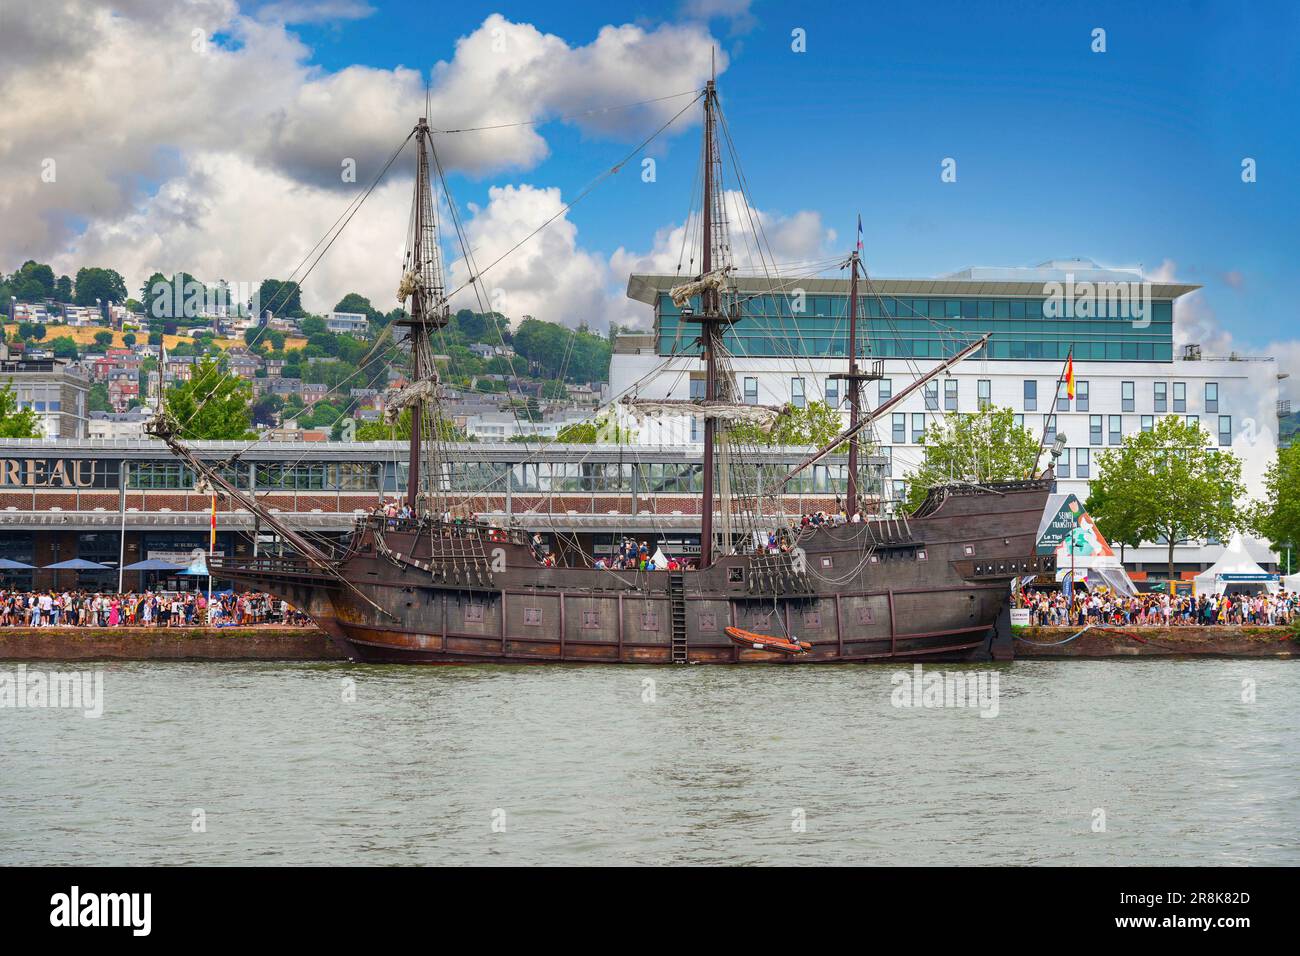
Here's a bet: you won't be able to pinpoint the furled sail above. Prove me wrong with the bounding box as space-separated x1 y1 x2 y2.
619 396 788 433
383 375 440 423
396 269 421 306
668 267 734 309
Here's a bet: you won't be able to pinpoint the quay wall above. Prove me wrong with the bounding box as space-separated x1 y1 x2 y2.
0 627 347 661
1014 626 1298 658
1 626 1295 661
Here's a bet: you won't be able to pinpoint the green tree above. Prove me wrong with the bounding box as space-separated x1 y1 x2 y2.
122 332 136 347
729 400 845 449
0 380 41 438
93 331 114 347
1090 414 1246 579
1084 475 1144 563
73 267 128 306
258 279 304 317
902 406 1043 512
352 409 464 442
163 358 256 440
87 382 112 413
10 260 55 301
49 336 79 360
1250 443 1300 574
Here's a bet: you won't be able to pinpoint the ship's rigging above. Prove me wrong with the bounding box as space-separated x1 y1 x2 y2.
147 72 1009 583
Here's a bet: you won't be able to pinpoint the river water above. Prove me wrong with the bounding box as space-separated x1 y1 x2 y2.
2 659 1297 865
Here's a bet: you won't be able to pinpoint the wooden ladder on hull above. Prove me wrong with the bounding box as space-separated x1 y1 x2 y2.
668 571 688 664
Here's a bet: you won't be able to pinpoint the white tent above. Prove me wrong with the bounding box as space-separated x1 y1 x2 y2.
1192 532 1281 595
1283 572 1300 592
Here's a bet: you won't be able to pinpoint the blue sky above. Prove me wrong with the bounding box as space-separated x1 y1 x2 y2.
275 0 1300 350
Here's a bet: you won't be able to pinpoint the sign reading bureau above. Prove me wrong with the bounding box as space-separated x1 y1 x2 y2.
0 458 117 488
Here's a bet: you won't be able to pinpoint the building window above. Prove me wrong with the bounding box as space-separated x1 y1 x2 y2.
911 413 925 444
924 381 939 410
892 413 906 444
1076 448 1090 479
1044 415 1057 444
689 377 706 400
1218 415 1232 447
1058 448 1071 478
1141 415 1154 432
690 416 700 442
1119 380 1133 412
743 377 758 405
1108 415 1122 445
1075 380 1089 412
523 607 542 626
1205 382 1219 413
977 379 991 410
878 379 892 404
891 479 906 501
1056 380 1070 412
1023 380 1037 411
1090 415 1102 445
1173 381 1186 413
944 379 958 411
1154 381 1167 413
791 378 805 409
1013 413 1024 430
824 377 839 408
1186 414 1199 429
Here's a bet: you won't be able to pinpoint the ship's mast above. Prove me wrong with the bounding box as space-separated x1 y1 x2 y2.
397 118 449 512
684 78 736 568
845 253 862 511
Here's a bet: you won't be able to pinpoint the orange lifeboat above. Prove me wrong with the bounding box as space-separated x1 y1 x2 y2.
725 626 811 654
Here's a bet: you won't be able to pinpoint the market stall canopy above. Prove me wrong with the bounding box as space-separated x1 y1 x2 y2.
0 558 35 570
1035 493 1137 595
42 558 110 571
1285 572 1300 592
121 559 186 572
1192 532 1280 595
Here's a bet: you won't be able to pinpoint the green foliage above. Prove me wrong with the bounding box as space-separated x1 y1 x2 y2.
258 279 304 317
7 260 56 302
512 318 610 383
122 332 136 347
555 413 634 444
903 406 1043 512
49 336 79 360
73 267 128 306
351 409 465 442
93 331 113 347
729 400 844 449
1089 414 1246 578
163 357 256 440
16 321 46 341
1249 443 1300 574
87 382 112 413
0 380 41 438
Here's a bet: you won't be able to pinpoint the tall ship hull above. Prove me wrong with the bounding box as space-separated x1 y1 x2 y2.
212 479 1053 664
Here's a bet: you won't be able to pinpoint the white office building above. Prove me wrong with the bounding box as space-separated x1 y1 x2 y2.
609 260 1286 577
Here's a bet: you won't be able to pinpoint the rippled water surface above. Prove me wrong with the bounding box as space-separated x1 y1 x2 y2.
2 659 1297 865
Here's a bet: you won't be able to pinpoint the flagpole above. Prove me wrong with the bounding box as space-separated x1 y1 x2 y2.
1032 344 1075 477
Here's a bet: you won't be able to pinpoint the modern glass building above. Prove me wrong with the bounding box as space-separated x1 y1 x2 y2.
615 259 1285 577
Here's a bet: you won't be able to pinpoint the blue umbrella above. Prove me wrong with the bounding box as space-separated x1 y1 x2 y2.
121 559 186 572
43 558 111 571
0 558 34 570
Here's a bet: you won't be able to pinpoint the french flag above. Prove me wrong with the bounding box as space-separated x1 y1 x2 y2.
856 214 864 253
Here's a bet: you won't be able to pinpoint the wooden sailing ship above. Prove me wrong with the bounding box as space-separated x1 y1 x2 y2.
148 78 1055 664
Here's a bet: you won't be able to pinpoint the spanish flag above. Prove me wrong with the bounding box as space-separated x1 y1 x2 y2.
210 495 217 553
1065 350 1076 400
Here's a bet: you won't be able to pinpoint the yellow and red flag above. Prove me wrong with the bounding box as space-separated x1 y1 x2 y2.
209 495 217 552
1065 351 1076 400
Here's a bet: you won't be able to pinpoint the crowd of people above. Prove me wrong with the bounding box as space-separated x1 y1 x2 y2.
0 590 308 628
1016 587 1299 628
590 538 697 572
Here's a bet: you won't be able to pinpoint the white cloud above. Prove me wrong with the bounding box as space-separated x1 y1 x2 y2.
0 2 723 312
